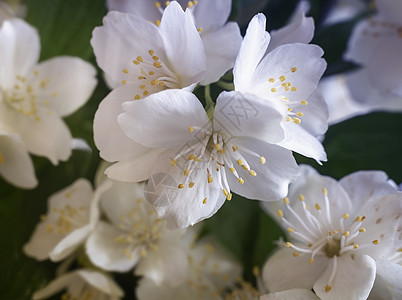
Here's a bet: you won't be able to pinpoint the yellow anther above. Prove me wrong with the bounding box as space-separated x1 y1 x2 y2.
203 198 207 204
238 177 244 184
165 1 170 5
286 242 293 248
260 156 266 164
359 228 366 232
271 87 277 92
187 1 193 8
343 231 350 237
282 82 291 88
189 181 195 188
226 193 232 201
315 204 321 210
309 257 314 264
232 146 238 152
178 184 185 189
122 68 128 73
286 116 292 122
194 157 201 162
325 285 332 292
283 197 289 205
143 90 149 96
277 209 284 218
291 87 298 92
121 80 127 85
208 175 213 183
293 252 300 257
298 194 305 201
152 55 160 61
237 159 244 166
134 95 141 100
300 100 308 105
155 20 161 26
279 75 286 82
153 62 162 68
292 117 301 124
249 170 257 176
151 79 159 85
291 67 298 72
193 0 198 4
170 159 177 166
288 227 295 233
223 189 228 196
188 153 195 160
159 81 165 86
355 216 362 222
229 167 235 173
188 126 194 133
148 50 155 56
288 107 292 112
372 239 380 245
214 144 221 150
148 71 155 75
136 56 144 62
138 76 146 80
140 84 146 89
322 187 328 195
343 213 350 219
268 78 275 83
197 27 203 32
296 112 304 117
353 244 358 249
34 70 39 76
184 169 190 176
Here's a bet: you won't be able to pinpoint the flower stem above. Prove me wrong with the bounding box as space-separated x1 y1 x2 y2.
216 80 234 90
204 85 215 119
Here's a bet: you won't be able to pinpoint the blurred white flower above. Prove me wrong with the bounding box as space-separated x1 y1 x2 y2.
0 18 97 164
24 179 109 262
344 0 402 110
92 1 206 182
260 288 320 300
262 166 402 300
32 269 124 300
106 0 242 85
86 180 188 286
0 125 37 188
136 234 242 300
0 0 26 24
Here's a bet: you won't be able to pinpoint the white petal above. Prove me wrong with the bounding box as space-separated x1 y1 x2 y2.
251 43 326 102
277 122 327 163
199 22 242 85
262 247 329 292
339 170 398 216
32 57 97 116
313 254 376 300
49 225 91 262
119 89 210 149
226 137 299 201
268 11 314 51
86 221 138 271
233 13 270 92
77 269 124 297
159 2 206 87
91 11 164 83
104 148 165 182
145 149 226 229
0 19 39 89
214 91 285 144
192 0 231 30
372 260 402 300
94 86 149 162
136 277 196 300
0 132 37 188
260 289 320 300
367 36 402 97
32 272 78 299
376 0 402 24
4 105 71 164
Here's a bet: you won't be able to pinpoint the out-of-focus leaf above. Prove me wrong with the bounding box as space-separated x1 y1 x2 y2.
317 113 402 182
261 0 299 31
26 0 106 61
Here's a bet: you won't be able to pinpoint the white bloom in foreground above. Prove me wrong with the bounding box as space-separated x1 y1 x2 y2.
118 13 327 228
0 18 97 164
261 288 320 300
24 179 108 262
86 180 188 286
344 0 402 110
136 235 242 300
92 1 206 180
262 166 402 300
107 0 242 85
32 269 124 300
0 127 37 188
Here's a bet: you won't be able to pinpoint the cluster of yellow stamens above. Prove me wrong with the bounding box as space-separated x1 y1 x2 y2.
365 18 402 38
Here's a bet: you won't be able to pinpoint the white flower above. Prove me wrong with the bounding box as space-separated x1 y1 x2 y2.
32 269 124 300
92 1 206 181
344 0 402 110
136 235 242 300
106 0 242 85
117 13 327 228
86 180 188 286
260 288 320 300
0 18 97 164
0 126 37 188
23 179 109 262
262 166 402 300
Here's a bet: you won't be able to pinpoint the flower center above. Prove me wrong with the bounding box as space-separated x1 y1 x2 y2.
324 237 341 258
43 203 89 235
114 198 164 259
